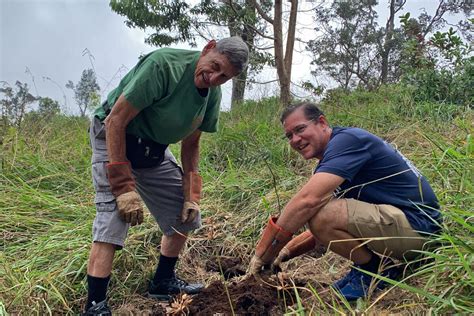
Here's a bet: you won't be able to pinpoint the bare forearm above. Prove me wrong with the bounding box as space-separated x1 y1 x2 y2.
277 195 325 233
104 94 140 163
275 172 344 233
181 130 201 174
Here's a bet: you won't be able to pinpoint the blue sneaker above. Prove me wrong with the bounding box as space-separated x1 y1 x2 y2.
332 267 361 291
338 263 402 301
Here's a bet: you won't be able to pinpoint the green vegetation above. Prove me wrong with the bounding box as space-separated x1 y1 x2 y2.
1 86 473 314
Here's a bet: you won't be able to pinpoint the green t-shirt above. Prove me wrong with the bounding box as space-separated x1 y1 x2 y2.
94 48 222 144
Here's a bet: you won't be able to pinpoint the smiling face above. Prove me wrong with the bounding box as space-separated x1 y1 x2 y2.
283 107 331 160
194 41 239 89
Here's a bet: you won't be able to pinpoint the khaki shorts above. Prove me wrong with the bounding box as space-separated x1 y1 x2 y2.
89 117 201 248
345 199 427 260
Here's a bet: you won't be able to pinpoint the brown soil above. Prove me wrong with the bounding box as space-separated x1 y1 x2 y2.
205 255 246 280
187 274 306 315
114 252 413 315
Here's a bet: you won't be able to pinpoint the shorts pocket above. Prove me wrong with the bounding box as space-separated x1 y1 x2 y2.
95 192 116 212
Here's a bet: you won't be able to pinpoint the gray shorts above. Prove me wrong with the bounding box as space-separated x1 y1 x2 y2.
89 117 201 248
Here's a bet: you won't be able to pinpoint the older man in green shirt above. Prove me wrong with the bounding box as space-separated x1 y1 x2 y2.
85 37 249 315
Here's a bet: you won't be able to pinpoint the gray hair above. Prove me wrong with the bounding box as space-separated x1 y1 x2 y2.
216 36 249 74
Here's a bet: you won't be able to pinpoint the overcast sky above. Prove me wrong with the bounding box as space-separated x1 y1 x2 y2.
0 0 460 114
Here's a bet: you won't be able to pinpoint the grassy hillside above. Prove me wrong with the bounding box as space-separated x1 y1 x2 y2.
1 85 473 314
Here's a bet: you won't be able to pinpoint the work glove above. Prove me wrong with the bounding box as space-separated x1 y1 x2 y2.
248 255 267 275
272 230 317 269
181 171 202 223
106 161 143 226
115 191 144 226
247 216 293 276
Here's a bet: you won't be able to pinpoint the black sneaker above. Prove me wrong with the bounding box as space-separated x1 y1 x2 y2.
83 300 111 316
148 276 204 300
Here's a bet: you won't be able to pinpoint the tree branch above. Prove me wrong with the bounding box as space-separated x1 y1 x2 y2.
252 0 274 24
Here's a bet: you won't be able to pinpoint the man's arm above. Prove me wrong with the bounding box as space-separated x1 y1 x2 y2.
180 129 203 223
103 94 144 226
181 129 202 174
104 94 140 162
277 172 345 233
248 172 345 274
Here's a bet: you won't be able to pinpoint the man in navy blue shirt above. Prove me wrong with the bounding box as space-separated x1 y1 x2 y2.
248 102 442 301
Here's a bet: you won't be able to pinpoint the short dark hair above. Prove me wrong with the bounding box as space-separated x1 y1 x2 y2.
280 102 325 124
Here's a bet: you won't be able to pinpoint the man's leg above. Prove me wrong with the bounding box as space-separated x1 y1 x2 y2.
85 117 129 313
86 242 115 309
308 199 374 264
152 233 187 281
133 151 204 299
308 198 424 300
161 233 188 257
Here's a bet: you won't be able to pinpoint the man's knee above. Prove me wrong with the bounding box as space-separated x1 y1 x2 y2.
309 199 348 234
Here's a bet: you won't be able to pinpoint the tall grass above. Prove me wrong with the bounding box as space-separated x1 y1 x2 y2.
1 85 472 314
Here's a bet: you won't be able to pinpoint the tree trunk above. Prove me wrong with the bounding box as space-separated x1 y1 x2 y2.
231 71 247 108
228 0 255 109
380 0 397 84
273 0 297 107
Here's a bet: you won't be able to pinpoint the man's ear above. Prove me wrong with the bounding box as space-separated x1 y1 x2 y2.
202 40 217 55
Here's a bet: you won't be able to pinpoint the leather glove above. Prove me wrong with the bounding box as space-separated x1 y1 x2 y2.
106 162 143 226
181 172 202 223
115 191 144 226
106 161 135 197
248 255 266 275
272 230 316 269
248 216 293 276
273 247 291 268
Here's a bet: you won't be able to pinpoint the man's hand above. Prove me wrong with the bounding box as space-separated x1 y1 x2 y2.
248 255 266 275
272 247 290 269
247 216 293 276
116 191 144 226
273 230 318 270
181 172 202 223
181 201 200 223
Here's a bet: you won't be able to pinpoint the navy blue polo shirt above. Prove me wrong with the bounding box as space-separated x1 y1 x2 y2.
315 127 442 234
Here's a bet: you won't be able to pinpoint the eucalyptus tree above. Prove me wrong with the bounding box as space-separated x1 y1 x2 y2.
307 0 407 91
0 81 39 129
110 0 308 107
66 69 100 117
109 0 272 108
307 0 472 92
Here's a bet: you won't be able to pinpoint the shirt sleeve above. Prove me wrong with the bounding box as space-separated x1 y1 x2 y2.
199 87 222 133
316 132 372 182
122 58 166 111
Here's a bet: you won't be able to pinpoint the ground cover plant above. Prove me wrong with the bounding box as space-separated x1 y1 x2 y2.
1 85 473 314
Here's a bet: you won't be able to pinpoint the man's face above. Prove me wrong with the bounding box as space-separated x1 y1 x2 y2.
194 41 239 89
283 108 329 160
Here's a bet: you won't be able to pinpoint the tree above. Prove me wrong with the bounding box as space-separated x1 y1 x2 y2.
0 81 39 128
307 0 406 91
307 0 471 92
66 69 100 117
110 0 310 107
110 0 274 108
38 97 61 118
250 0 299 106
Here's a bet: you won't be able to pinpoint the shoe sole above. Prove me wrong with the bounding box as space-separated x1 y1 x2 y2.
147 292 172 301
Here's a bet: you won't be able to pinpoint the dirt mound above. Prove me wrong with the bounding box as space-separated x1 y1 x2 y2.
188 275 302 315
205 255 246 280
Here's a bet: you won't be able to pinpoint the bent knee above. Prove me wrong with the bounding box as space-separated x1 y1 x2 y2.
309 199 348 232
